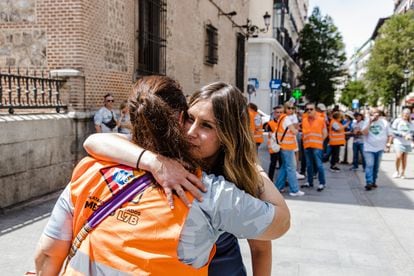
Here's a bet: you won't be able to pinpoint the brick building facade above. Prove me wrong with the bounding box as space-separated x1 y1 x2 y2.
0 0 249 112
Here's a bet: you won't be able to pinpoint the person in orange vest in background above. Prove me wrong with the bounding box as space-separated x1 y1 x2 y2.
329 111 350 172
301 103 328 191
274 102 305 196
265 105 284 181
248 102 264 150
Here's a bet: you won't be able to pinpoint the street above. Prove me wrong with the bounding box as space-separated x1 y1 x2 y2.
1 148 414 275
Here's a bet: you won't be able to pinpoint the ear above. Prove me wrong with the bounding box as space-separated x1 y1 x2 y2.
178 111 185 126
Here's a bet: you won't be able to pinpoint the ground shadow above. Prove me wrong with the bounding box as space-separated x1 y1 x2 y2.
258 142 414 211
0 194 59 236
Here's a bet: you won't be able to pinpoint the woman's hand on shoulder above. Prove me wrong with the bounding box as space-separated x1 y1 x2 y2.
146 153 206 209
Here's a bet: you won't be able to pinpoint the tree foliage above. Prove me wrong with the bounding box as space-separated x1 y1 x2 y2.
298 7 347 106
339 80 368 108
365 11 414 105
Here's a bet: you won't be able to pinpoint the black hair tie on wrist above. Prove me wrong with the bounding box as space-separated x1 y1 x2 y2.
136 149 147 169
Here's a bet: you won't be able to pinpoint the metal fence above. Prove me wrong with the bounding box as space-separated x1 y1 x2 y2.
0 68 67 114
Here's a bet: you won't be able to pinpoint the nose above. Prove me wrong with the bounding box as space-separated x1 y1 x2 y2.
186 121 198 139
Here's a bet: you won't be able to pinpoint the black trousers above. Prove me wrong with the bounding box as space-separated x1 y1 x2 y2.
268 152 282 181
330 145 341 167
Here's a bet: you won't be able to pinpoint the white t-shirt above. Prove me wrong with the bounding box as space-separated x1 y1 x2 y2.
363 118 391 152
391 118 414 146
282 115 295 129
94 107 118 133
289 114 299 125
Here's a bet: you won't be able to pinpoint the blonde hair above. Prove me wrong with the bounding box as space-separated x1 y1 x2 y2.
189 82 262 196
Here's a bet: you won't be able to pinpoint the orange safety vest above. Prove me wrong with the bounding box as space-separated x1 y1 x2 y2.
249 109 264 144
328 119 345 146
267 119 279 154
65 157 214 276
302 113 325 149
276 114 297 151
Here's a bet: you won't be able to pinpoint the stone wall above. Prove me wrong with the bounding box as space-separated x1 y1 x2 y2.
0 0 251 208
0 114 94 211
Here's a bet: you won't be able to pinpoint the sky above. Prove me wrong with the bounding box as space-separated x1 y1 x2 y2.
308 0 394 59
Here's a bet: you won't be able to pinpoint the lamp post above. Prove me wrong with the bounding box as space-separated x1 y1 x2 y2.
281 82 290 103
238 11 271 38
404 68 410 101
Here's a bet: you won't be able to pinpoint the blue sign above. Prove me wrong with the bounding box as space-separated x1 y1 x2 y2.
269 79 282 90
352 99 359 109
248 78 259 89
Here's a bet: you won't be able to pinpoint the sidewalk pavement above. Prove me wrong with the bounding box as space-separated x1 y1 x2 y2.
1 149 413 275
239 146 414 275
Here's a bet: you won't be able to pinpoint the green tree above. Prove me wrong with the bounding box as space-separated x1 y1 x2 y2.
365 11 414 106
298 7 347 106
339 80 368 108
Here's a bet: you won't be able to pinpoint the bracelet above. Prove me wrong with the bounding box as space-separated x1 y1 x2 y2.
136 149 147 169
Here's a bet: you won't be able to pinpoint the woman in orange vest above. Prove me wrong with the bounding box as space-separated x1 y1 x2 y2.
274 102 305 196
328 111 350 172
35 78 290 275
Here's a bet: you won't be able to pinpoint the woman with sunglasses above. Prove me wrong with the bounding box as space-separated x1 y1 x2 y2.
274 102 305 196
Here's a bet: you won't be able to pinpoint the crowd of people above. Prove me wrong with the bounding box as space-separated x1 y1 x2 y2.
256 101 414 194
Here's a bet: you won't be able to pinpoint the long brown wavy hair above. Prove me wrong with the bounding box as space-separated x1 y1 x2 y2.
128 75 198 172
189 82 262 197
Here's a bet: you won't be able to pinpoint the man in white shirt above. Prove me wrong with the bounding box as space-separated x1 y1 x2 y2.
94 93 119 133
361 108 393 190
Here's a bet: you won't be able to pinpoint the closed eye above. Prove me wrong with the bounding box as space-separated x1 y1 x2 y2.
202 122 213 129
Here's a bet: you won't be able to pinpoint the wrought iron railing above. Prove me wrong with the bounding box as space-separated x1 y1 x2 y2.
0 68 67 114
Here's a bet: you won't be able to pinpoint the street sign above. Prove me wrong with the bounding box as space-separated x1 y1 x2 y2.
292 88 302 100
352 99 359 109
247 84 256 95
269 79 282 90
248 78 259 89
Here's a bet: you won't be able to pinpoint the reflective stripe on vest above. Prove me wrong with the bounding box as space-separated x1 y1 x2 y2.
329 119 345 146
67 157 213 275
302 114 325 149
276 114 297 150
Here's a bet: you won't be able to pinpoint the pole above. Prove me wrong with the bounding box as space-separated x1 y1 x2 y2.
405 78 408 105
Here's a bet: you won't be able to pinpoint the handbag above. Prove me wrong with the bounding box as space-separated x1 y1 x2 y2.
268 132 281 153
267 118 288 153
103 111 117 130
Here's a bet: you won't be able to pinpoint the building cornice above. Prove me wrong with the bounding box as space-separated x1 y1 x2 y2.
248 37 301 71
